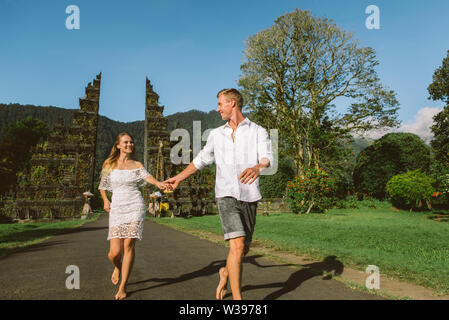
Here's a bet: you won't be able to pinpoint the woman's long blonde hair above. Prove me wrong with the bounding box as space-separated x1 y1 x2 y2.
101 132 136 175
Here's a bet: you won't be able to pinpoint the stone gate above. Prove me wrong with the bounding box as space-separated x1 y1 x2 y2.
11 73 101 220
143 78 214 216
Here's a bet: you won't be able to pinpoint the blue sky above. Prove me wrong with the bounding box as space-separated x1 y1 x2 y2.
0 0 448 129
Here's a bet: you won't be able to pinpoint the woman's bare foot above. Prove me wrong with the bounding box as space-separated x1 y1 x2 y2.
115 288 127 300
111 267 120 285
216 267 228 300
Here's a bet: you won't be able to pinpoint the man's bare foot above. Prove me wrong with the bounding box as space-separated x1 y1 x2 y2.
216 267 228 300
111 267 120 285
115 288 127 300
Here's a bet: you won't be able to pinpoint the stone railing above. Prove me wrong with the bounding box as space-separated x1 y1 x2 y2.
257 198 292 214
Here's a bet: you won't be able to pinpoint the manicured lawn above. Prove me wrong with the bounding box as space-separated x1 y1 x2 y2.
0 212 102 257
152 207 449 295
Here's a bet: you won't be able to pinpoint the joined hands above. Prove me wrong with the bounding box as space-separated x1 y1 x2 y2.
162 177 180 191
156 181 173 191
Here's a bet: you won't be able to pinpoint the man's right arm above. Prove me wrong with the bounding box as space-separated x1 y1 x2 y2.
165 130 215 190
165 162 199 189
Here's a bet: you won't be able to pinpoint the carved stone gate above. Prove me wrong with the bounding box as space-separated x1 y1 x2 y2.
11 73 101 220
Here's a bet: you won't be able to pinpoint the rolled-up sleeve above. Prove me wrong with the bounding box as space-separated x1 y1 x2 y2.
193 130 215 170
257 127 273 169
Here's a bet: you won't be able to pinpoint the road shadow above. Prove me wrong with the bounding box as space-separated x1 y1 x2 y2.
0 226 107 244
0 221 107 260
126 255 294 298
239 255 344 300
0 240 70 260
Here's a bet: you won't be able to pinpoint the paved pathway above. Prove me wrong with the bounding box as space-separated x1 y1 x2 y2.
0 214 384 300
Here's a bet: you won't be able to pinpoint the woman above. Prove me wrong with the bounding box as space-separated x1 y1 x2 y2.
99 132 167 300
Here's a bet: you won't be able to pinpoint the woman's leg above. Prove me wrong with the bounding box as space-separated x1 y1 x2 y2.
116 238 136 300
108 238 123 285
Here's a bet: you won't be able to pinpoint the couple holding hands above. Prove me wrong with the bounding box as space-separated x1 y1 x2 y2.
99 88 273 300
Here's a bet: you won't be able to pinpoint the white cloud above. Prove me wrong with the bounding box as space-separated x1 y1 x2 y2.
359 107 443 144
399 107 443 143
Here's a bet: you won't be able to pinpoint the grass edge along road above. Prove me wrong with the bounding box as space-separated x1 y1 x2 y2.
151 206 449 297
0 211 102 258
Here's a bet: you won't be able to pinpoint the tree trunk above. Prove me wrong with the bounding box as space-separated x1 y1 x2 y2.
305 200 314 214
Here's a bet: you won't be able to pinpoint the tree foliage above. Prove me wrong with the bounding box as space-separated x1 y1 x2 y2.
353 133 432 199
428 50 449 105
430 106 449 169
428 50 449 171
239 10 399 176
0 116 49 193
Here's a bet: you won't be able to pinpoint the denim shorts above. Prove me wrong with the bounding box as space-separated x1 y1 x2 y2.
216 197 258 246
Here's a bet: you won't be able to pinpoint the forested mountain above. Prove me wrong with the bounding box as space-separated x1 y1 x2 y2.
0 103 228 177
0 104 75 137
0 103 372 182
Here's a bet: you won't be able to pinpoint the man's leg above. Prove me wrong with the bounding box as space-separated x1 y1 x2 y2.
216 239 251 300
224 200 257 299
226 236 245 300
216 266 228 300
216 197 246 300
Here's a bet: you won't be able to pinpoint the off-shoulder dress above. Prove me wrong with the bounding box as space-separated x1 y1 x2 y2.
98 167 150 240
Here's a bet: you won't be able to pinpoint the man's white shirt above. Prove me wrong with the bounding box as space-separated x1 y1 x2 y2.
192 118 273 202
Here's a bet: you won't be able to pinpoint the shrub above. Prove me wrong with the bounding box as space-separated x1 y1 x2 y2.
286 167 335 214
335 195 388 210
335 195 359 209
385 170 436 211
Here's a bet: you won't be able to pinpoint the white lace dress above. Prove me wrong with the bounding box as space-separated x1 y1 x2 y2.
98 167 150 240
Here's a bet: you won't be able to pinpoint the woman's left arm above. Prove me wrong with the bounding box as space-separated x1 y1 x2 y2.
136 162 169 190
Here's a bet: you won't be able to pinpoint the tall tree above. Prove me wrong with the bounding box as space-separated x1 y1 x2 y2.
428 50 449 169
239 10 400 176
353 132 432 199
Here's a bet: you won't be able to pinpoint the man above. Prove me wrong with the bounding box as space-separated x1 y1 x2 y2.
164 88 273 300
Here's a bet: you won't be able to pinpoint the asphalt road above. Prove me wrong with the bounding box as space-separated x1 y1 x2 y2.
0 213 384 300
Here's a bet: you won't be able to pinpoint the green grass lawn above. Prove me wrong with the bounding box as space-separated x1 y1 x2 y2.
152 207 449 295
0 212 102 257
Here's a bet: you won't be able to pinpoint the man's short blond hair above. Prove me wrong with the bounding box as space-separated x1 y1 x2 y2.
217 88 244 109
